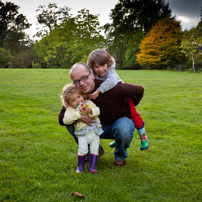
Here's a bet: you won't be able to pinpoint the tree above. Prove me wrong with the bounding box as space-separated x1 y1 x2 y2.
0 1 31 47
3 31 37 68
137 17 184 69
0 48 14 68
35 3 71 37
180 27 202 73
35 9 106 68
0 1 35 68
104 0 172 68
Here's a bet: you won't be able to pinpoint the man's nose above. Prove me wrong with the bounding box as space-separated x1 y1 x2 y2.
79 80 85 85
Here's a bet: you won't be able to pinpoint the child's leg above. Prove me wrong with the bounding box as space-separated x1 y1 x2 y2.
88 132 99 173
78 136 88 156
76 136 88 173
128 98 149 151
136 122 149 151
128 98 143 128
89 134 100 155
109 98 149 150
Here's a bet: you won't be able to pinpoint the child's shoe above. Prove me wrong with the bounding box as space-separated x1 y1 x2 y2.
76 155 86 173
88 154 99 173
109 141 117 148
137 124 149 151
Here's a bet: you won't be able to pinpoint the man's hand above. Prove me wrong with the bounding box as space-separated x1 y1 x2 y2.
87 89 100 100
80 113 96 126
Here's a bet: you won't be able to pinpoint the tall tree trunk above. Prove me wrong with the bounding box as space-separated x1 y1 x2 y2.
192 55 195 73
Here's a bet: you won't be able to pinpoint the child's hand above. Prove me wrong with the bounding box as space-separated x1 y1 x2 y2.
84 107 92 115
87 89 100 100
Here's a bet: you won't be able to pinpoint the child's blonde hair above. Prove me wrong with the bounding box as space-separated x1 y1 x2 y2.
60 84 87 108
87 49 113 70
60 84 78 108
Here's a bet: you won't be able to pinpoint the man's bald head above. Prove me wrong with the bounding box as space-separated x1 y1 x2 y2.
69 62 95 94
70 62 90 78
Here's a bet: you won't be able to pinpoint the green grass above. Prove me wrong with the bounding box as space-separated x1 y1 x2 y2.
0 69 202 202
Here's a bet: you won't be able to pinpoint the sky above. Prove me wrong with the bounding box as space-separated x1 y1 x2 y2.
2 0 202 38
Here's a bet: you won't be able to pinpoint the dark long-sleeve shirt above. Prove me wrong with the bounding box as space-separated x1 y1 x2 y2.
58 79 144 125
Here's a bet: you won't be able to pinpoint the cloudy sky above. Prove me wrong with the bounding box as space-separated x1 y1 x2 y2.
2 0 202 38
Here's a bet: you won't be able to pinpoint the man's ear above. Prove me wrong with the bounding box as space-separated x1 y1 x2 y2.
90 71 94 79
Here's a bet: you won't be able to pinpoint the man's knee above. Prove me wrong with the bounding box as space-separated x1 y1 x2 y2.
112 117 134 141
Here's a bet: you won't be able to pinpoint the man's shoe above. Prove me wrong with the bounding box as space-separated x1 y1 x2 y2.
113 159 126 167
98 146 104 158
109 141 117 148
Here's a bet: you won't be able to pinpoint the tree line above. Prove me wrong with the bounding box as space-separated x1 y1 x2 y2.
0 0 202 72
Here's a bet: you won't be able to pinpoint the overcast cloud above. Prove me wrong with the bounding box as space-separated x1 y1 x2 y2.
165 0 202 29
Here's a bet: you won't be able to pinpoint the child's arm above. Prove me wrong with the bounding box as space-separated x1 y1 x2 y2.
98 67 120 93
84 107 92 115
88 68 122 100
83 100 100 117
87 89 101 100
63 107 81 125
59 105 96 126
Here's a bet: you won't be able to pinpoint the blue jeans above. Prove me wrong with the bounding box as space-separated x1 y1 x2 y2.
66 117 135 161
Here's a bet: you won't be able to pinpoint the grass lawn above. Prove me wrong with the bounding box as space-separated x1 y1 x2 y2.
0 69 202 202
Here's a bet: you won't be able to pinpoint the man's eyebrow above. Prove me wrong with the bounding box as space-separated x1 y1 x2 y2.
73 73 88 81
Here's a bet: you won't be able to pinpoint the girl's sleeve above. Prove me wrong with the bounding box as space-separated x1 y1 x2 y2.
87 100 100 117
98 67 120 93
63 108 81 125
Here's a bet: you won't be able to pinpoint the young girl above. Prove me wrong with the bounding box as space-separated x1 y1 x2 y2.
87 49 149 151
60 84 103 173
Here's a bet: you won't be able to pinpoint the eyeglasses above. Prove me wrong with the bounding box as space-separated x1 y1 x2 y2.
73 71 91 86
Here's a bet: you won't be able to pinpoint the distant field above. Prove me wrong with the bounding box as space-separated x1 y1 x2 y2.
0 69 201 201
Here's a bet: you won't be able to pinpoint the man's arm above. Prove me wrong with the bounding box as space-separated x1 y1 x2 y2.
117 82 144 106
80 113 96 126
58 105 66 126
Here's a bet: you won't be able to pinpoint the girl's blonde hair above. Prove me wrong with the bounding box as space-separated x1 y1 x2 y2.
60 84 78 108
87 49 113 70
60 84 87 108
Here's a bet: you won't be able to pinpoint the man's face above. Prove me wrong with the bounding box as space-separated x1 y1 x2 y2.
70 65 95 94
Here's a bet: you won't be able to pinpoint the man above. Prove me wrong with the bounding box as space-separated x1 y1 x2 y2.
58 62 144 167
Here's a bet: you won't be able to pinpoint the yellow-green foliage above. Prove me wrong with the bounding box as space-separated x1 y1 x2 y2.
137 17 183 68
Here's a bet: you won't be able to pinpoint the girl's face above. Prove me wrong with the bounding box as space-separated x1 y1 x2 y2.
68 92 84 109
93 63 108 77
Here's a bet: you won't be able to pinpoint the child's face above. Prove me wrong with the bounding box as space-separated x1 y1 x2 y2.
93 63 108 77
68 93 84 109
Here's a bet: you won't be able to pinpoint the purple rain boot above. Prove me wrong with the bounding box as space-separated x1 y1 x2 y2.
88 154 99 173
76 155 86 173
